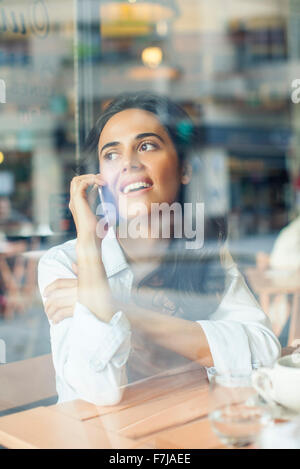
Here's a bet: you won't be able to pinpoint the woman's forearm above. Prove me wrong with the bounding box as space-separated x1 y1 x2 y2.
122 303 214 367
69 173 114 323
76 238 114 323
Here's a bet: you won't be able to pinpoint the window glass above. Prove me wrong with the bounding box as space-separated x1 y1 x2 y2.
0 0 299 416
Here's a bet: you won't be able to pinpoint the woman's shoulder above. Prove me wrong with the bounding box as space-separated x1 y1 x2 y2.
37 239 77 296
39 238 77 269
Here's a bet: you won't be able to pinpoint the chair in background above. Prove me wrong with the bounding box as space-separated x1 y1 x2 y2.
0 238 41 319
246 253 300 346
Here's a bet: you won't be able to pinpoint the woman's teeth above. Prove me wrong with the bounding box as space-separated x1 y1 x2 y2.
123 182 152 194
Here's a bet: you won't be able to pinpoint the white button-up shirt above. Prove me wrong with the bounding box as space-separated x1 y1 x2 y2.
38 227 281 405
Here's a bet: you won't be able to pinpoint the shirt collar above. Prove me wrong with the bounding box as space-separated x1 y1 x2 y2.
101 226 130 278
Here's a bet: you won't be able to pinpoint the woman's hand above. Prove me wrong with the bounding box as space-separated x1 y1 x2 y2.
69 173 107 242
43 263 124 325
44 278 77 324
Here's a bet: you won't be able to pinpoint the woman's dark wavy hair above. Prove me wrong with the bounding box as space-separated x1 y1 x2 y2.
81 91 228 318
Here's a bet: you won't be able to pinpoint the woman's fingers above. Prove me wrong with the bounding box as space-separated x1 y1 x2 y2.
43 278 77 298
44 285 77 302
51 307 74 324
71 173 106 186
43 277 78 323
69 174 108 240
70 174 106 198
45 294 77 320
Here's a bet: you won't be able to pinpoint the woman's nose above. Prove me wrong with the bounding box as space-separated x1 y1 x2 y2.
122 151 143 172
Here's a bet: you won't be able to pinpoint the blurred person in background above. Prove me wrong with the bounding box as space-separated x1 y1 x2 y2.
0 196 34 318
257 173 300 272
269 213 300 272
253 182 300 341
0 195 33 238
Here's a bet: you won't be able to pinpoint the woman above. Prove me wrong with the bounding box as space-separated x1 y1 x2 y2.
38 92 281 405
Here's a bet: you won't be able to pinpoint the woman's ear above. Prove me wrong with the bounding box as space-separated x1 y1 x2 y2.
181 162 192 185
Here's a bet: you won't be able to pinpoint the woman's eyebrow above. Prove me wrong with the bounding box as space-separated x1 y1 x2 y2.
99 141 119 155
135 132 165 143
99 133 165 155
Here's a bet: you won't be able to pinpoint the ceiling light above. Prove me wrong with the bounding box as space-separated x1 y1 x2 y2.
100 0 179 24
141 46 163 68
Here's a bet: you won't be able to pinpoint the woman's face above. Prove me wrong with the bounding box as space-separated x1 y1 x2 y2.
98 108 188 219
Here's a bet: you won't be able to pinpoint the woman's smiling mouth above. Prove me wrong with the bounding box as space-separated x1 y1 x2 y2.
123 181 152 194
119 178 153 196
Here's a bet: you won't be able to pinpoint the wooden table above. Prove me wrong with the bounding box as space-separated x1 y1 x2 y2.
0 354 56 413
0 353 297 449
0 365 231 449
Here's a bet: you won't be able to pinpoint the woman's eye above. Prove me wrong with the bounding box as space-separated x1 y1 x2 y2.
139 141 157 152
104 151 119 161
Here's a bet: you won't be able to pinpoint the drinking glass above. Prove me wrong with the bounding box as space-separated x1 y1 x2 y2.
208 373 273 448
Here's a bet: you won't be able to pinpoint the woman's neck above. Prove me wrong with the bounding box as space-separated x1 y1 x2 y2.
116 211 177 263
117 234 170 286
116 231 170 264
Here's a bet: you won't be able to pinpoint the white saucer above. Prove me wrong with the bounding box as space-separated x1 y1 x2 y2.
249 394 300 421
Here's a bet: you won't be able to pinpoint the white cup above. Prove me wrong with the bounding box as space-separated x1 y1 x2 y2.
252 354 300 412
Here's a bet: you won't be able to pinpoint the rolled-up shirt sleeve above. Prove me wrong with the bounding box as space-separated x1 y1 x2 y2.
197 266 281 376
38 246 131 406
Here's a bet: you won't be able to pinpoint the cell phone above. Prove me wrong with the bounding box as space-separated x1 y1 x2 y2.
98 186 110 226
